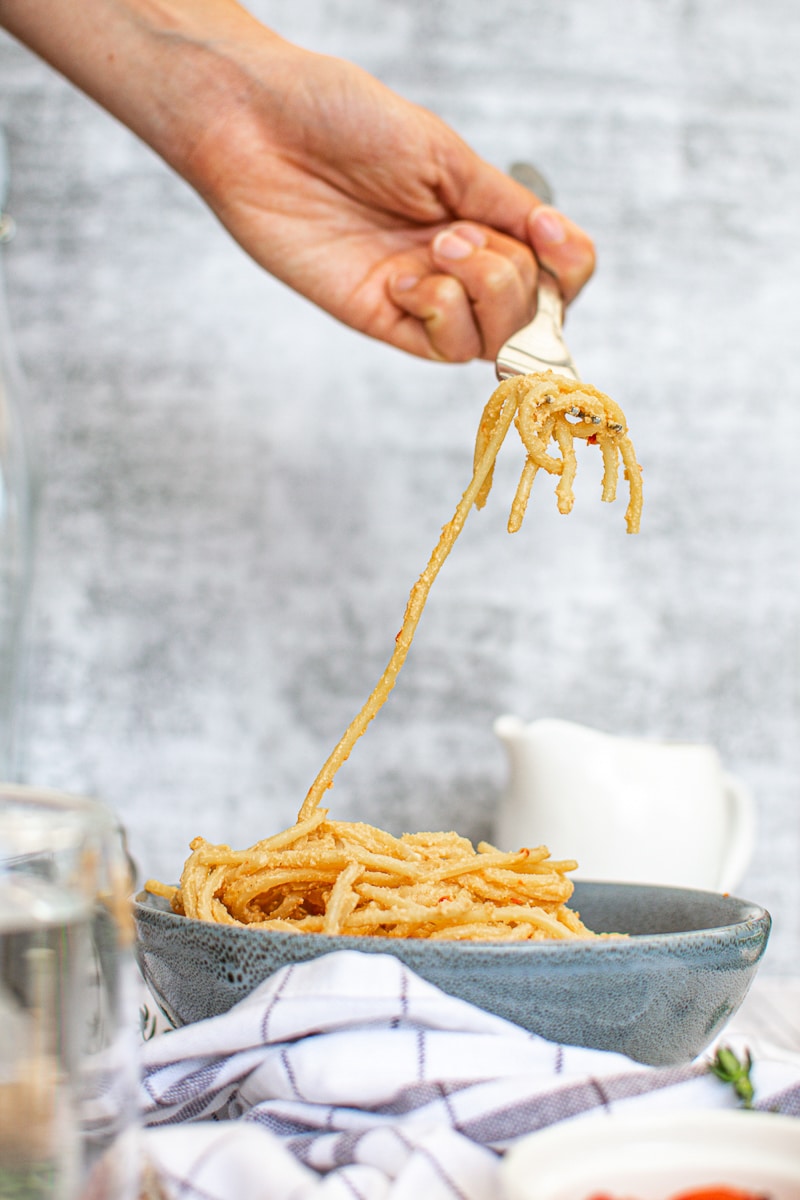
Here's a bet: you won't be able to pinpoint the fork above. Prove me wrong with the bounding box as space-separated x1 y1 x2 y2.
495 164 579 383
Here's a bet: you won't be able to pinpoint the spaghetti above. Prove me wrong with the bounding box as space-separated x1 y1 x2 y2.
147 371 641 940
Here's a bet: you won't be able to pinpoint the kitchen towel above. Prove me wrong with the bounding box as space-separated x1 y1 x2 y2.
140 950 800 1200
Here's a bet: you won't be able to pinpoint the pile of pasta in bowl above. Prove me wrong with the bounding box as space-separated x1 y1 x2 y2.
147 812 594 941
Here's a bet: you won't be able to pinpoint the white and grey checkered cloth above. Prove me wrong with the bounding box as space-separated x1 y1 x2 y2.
140 951 800 1200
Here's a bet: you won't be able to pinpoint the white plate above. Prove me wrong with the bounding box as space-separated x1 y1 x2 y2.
501 1110 800 1200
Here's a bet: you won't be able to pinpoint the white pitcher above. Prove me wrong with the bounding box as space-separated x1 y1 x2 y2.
493 716 756 893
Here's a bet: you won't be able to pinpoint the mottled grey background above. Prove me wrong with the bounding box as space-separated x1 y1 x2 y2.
0 1 798 970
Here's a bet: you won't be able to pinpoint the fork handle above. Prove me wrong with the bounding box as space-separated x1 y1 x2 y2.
536 272 565 330
495 270 578 381
495 165 578 380
511 163 565 328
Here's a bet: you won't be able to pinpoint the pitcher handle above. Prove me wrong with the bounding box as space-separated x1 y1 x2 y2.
717 773 757 894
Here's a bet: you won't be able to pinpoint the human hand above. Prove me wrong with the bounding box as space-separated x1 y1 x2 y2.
0 0 595 363
185 38 596 363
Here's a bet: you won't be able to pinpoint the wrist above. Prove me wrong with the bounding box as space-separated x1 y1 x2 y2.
119 1 292 178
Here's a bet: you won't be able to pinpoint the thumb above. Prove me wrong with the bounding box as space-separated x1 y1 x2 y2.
527 205 596 304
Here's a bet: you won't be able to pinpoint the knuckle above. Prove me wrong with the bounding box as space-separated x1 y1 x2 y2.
432 275 467 308
482 257 520 295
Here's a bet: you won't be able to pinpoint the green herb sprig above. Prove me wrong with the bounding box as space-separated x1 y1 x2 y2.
709 1045 755 1108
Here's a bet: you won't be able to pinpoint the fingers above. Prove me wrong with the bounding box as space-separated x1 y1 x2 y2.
440 153 596 305
388 267 483 362
387 222 538 362
527 206 596 304
431 224 538 358
385 207 595 364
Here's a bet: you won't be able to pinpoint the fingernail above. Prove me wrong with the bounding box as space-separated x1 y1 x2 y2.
450 223 487 248
433 230 476 260
530 207 567 246
391 274 420 292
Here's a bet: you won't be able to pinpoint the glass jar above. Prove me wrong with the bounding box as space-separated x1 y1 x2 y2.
0 127 35 779
0 785 141 1199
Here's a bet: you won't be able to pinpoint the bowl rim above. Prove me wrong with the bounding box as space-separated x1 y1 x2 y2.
134 878 770 953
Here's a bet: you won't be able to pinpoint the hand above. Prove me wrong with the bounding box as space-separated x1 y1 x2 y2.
0 0 596 363
190 42 596 362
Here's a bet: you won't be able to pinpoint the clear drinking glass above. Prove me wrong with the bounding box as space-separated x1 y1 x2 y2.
0 786 140 1199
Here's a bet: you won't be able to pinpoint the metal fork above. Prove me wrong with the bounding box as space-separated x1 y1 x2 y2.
495 164 579 382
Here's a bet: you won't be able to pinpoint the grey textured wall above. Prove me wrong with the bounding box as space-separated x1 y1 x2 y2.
0 1 798 970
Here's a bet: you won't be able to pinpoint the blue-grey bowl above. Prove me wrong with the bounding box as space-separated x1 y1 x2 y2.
134 881 770 1066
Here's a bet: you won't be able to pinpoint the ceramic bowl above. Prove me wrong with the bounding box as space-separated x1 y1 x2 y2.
501 1109 800 1200
134 880 770 1066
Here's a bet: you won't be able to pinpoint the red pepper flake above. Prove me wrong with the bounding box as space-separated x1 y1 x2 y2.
587 433 598 444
